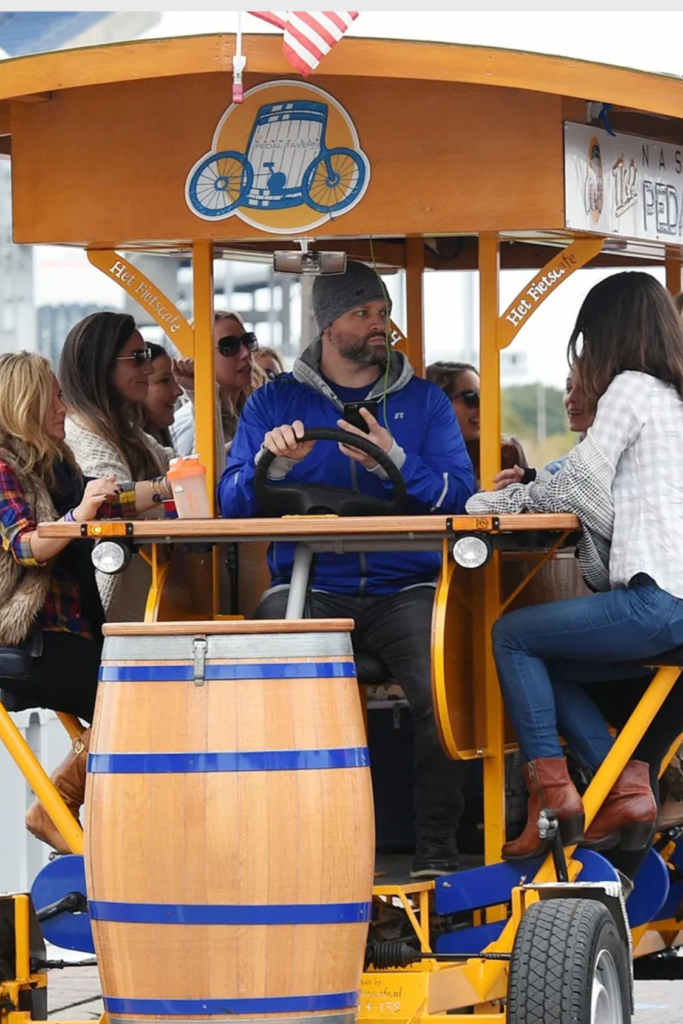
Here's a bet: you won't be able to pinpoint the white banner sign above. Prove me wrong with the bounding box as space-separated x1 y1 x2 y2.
564 122 683 244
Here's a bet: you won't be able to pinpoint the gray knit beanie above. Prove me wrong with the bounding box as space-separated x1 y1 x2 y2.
311 260 391 333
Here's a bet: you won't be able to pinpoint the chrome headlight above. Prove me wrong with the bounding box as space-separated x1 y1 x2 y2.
91 538 133 575
452 534 492 569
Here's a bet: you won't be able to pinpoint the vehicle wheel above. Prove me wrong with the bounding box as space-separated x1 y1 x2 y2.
302 148 366 213
188 151 253 217
507 898 631 1024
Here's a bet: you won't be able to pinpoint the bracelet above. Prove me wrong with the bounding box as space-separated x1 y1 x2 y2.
150 475 172 503
64 509 76 523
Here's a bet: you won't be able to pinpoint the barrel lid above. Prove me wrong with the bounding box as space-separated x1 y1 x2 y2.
102 619 355 636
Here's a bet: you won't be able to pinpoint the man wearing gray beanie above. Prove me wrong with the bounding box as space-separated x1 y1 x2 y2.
219 260 475 879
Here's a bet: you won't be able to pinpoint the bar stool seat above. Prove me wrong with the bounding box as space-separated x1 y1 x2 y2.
643 646 683 667
0 646 33 712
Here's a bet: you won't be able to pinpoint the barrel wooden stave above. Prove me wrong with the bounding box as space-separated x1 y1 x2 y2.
85 623 373 1023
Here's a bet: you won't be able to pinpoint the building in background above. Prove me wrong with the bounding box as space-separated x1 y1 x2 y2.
0 12 160 358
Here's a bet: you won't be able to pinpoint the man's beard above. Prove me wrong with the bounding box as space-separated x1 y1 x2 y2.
328 328 387 367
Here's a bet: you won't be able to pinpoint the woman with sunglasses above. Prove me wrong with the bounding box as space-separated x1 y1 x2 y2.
254 345 284 382
59 312 173 621
426 361 528 484
172 311 263 457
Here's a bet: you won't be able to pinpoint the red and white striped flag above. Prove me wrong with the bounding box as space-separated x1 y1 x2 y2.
249 11 359 76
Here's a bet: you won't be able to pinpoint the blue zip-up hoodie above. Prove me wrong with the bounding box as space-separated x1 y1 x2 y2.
218 341 475 595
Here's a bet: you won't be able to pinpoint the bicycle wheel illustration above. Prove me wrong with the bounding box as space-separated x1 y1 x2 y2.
302 147 366 213
188 151 254 217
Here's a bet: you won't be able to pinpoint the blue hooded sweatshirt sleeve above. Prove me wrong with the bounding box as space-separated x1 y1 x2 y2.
217 371 475 595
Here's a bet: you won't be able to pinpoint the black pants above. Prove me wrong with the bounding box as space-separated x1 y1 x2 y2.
0 631 102 724
255 586 468 837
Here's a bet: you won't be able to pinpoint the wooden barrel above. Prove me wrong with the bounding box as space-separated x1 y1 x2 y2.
84 620 374 1024
502 549 590 612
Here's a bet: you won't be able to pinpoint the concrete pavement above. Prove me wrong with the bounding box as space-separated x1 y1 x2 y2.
44 966 683 1022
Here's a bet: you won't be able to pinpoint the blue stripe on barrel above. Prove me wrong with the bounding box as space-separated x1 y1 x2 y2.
99 662 357 681
87 747 370 774
104 994 359 1014
89 901 371 924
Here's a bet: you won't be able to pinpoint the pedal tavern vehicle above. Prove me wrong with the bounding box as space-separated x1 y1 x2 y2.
0 30 683 1024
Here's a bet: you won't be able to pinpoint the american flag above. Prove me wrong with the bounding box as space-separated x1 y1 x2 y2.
249 11 359 76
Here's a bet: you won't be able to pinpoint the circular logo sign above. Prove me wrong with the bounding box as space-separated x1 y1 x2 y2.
185 80 370 235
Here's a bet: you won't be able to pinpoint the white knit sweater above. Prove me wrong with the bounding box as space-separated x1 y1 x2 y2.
65 417 174 622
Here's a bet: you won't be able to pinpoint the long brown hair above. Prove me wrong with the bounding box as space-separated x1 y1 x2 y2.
59 311 164 478
0 352 79 486
568 272 683 415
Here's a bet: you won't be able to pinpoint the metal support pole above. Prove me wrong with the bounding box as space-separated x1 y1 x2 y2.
192 240 216 508
478 235 506 877
285 544 313 619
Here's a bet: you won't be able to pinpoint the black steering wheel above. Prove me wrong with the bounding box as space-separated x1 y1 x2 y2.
254 427 407 516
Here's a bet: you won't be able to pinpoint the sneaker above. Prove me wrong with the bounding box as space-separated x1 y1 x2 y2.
410 832 458 879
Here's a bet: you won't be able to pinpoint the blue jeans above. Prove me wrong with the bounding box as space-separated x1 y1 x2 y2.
492 575 683 767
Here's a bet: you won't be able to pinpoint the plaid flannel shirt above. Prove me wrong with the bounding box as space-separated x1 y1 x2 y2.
0 460 136 638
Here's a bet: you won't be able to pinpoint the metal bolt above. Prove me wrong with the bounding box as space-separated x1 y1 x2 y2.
476 749 484 756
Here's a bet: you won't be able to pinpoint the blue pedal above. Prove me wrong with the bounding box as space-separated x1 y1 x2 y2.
655 836 683 923
31 855 94 954
625 848 670 927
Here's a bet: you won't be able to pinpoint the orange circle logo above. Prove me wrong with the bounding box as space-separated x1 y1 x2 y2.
185 80 370 235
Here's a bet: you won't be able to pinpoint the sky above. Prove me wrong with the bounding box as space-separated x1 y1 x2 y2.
30 9 682 387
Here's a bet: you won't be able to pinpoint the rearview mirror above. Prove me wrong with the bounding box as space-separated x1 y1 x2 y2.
273 250 347 275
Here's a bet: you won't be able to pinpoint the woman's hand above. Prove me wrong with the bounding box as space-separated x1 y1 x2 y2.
493 465 526 490
172 358 195 392
73 477 119 522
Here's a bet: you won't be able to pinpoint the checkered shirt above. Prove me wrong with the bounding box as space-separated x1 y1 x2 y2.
467 371 683 598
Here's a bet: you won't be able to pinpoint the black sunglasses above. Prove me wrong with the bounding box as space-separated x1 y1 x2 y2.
217 331 259 358
452 389 480 409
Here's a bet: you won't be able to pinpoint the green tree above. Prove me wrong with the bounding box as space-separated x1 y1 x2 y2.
501 384 567 440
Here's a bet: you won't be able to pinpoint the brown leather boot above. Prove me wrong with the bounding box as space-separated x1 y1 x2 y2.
502 757 584 861
25 729 90 854
582 760 657 852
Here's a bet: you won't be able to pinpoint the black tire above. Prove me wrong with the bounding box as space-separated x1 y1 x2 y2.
507 898 631 1024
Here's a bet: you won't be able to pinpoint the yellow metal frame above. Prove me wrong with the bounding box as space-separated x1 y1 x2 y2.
3 231 682 1019
1 49 682 1018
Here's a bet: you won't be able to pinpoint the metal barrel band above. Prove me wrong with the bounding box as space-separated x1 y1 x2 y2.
87 747 370 774
107 1015 357 1024
103 993 360 1014
89 900 372 924
99 661 357 682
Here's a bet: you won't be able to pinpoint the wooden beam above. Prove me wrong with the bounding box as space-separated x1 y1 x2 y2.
2 36 683 124
665 248 682 297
